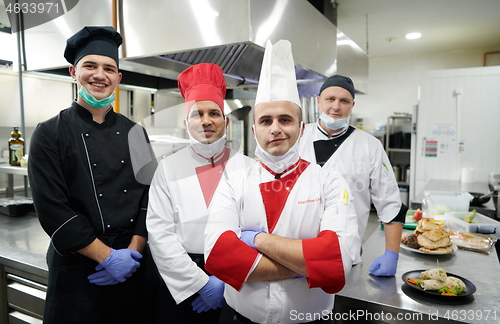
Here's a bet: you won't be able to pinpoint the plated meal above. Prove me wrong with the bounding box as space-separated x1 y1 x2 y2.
401 219 454 254
402 268 476 297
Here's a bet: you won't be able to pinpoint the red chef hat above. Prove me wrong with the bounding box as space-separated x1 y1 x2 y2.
178 63 226 116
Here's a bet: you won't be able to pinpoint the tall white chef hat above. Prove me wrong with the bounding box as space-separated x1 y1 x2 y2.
255 40 300 108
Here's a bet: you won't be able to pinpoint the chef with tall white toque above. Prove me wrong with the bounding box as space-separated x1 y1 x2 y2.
204 40 360 324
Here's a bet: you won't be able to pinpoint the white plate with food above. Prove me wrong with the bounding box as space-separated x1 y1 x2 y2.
400 219 454 254
400 242 457 255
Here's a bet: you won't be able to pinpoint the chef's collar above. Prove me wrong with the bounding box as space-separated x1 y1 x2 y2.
73 100 114 123
190 145 227 164
317 120 349 139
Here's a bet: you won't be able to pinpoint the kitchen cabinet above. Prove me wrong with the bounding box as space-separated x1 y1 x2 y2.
2 267 46 323
0 214 49 324
385 115 413 205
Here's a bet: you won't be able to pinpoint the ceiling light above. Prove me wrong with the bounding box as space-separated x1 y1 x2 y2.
405 32 421 40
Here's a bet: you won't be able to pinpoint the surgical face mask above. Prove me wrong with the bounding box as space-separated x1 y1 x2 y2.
78 85 116 109
254 139 300 175
319 113 349 131
187 127 227 159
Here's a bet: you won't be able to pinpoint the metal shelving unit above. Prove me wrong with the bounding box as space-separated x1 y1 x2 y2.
385 115 413 205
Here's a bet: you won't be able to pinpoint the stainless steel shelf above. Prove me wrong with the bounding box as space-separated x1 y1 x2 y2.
0 165 28 176
0 165 29 197
387 148 411 153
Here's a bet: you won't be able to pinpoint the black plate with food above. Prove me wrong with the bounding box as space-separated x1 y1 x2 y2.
402 270 476 298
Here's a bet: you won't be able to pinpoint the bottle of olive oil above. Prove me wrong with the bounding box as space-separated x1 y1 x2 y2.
9 127 25 166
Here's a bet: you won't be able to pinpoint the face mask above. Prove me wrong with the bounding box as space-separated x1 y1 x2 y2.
319 113 349 131
253 121 303 174
78 85 116 109
187 127 227 159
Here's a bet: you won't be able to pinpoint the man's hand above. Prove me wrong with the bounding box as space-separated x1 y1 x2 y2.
240 230 265 250
90 248 142 283
368 249 399 276
191 296 212 313
196 275 225 310
87 269 120 286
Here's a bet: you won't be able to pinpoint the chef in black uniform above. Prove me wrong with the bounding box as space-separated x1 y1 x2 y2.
28 26 160 324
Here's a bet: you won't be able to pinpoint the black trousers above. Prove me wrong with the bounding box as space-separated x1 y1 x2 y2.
154 253 221 324
218 301 333 324
43 239 163 324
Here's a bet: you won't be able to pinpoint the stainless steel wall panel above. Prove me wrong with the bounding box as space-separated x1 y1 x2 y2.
248 0 337 78
22 0 113 71
336 30 369 94
121 0 251 58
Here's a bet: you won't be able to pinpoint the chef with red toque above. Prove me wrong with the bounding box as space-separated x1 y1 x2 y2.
147 63 252 323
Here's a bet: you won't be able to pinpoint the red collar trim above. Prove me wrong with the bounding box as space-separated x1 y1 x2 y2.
191 146 226 166
260 159 301 179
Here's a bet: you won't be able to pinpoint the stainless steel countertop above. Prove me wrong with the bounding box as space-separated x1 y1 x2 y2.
0 213 49 278
0 164 29 176
337 228 500 323
412 180 496 217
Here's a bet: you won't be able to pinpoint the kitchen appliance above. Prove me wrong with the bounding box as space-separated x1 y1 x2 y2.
469 192 491 206
489 173 500 219
392 166 400 182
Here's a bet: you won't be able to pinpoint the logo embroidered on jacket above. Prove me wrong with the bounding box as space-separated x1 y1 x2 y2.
298 198 321 205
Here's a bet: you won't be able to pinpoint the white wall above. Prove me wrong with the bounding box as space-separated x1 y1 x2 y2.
353 45 500 133
350 45 500 202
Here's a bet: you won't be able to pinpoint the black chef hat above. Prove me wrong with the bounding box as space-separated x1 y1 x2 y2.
319 74 355 99
64 26 122 66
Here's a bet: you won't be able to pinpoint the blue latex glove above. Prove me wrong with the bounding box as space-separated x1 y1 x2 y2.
368 250 399 277
95 248 142 283
240 230 265 250
191 295 212 313
197 275 225 310
88 269 120 286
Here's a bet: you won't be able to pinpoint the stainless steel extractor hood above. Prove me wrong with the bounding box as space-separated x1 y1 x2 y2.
21 0 367 96
118 0 337 95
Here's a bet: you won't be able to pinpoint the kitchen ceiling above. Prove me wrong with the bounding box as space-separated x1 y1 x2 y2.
336 0 500 58
1 1 499 62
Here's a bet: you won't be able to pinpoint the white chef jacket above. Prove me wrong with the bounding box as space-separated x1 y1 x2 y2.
204 158 360 324
299 122 403 263
147 145 252 304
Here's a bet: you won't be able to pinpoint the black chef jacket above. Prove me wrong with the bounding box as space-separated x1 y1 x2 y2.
29 101 157 255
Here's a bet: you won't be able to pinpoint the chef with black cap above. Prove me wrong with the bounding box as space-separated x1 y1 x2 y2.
299 75 407 277
28 26 160 323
